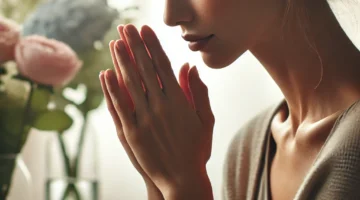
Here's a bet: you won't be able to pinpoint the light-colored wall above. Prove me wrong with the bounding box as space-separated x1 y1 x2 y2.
22 0 359 199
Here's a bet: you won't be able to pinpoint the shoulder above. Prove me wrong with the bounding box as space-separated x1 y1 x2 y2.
325 99 360 155
325 99 360 165
296 100 360 200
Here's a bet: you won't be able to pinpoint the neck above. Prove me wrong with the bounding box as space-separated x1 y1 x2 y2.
250 1 360 130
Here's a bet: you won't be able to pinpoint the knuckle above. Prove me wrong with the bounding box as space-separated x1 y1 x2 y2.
117 131 127 144
122 76 133 88
112 98 121 109
138 112 154 130
108 85 117 95
127 132 142 145
124 126 143 145
152 100 167 116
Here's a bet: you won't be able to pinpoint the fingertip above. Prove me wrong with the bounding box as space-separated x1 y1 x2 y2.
193 66 199 76
99 71 107 90
109 40 116 51
115 39 125 51
124 24 137 36
117 25 125 34
179 63 190 77
105 69 115 79
140 25 152 35
188 66 200 83
189 65 198 75
142 24 151 30
184 62 190 71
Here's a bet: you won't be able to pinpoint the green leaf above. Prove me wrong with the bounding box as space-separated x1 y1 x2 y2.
32 110 73 132
51 88 75 111
87 93 103 110
80 91 104 112
30 88 51 112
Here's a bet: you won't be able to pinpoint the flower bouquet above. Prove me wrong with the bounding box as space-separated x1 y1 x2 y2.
0 0 138 199
0 16 82 199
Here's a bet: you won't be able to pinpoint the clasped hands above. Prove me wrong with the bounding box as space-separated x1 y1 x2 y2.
99 24 215 200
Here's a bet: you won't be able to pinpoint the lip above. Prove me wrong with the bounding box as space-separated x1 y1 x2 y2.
182 34 214 51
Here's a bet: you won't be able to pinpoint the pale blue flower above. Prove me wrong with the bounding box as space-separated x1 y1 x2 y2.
22 0 118 52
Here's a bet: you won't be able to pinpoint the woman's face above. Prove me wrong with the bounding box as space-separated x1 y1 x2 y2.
163 0 284 68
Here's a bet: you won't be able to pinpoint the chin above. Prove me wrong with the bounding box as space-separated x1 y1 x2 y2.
200 48 246 69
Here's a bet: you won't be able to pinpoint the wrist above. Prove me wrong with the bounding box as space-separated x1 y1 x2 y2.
164 170 213 200
145 180 164 200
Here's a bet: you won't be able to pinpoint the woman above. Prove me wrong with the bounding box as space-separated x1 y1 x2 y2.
99 0 360 199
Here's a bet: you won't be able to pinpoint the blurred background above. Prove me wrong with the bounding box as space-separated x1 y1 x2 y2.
1 0 359 199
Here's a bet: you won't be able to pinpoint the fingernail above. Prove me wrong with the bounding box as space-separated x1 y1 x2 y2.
99 70 103 77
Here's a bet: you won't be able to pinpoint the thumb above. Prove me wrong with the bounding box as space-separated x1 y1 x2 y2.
179 62 194 106
188 66 215 128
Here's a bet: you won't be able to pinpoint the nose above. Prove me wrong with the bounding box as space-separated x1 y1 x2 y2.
163 0 193 27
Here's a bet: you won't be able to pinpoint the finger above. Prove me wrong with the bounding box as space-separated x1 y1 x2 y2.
188 66 215 128
178 63 194 106
100 70 123 131
119 25 164 91
188 67 214 162
118 25 146 92
117 25 132 58
100 70 146 173
140 25 179 95
109 40 122 82
123 24 163 99
115 39 148 114
104 69 136 129
109 40 134 111
101 71 160 186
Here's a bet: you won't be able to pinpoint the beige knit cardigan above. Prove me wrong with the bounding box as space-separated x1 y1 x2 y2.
222 99 360 200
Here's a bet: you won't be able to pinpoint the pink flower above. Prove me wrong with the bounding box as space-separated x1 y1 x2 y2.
15 35 83 86
0 16 21 64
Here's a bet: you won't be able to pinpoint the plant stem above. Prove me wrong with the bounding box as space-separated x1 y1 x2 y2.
0 154 17 199
73 112 88 177
57 133 72 176
60 112 89 199
59 107 89 199
57 133 81 200
2 82 34 198
16 82 34 153
62 183 81 200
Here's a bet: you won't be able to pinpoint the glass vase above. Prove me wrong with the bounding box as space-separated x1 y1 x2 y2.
45 121 98 200
0 154 32 200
